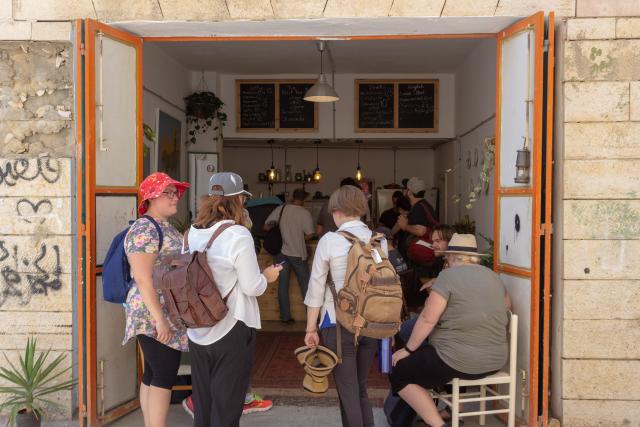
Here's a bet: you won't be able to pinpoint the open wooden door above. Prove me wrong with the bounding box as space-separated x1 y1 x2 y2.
494 11 554 427
76 18 143 427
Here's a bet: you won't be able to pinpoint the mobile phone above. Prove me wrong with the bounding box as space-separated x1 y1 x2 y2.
275 260 287 267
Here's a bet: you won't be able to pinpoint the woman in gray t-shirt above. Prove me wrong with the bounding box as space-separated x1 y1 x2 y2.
389 234 512 427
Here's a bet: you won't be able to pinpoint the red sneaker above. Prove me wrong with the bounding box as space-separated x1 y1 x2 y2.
242 396 273 415
182 395 194 419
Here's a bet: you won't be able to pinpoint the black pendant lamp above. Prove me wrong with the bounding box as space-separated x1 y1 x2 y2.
355 139 364 181
267 139 277 182
313 140 322 182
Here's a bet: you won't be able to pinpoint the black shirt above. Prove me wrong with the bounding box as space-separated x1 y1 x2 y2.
408 199 438 229
378 208 400 230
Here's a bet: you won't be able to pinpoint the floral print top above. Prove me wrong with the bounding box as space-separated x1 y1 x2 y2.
122 217 188 351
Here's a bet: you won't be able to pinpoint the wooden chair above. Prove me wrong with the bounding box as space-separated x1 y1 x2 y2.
432 313 518 427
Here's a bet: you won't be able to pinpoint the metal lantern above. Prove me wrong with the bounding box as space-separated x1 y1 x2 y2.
514 137 531 184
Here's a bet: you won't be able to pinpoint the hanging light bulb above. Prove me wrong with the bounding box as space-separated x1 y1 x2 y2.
313 140 322 182
304 41 340 103
355 139 364 181
267 139 277 182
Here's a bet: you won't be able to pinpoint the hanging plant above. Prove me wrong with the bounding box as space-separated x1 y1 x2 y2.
184 91 227 143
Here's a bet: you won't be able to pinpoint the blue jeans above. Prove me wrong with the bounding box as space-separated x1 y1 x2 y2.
276 254 310 322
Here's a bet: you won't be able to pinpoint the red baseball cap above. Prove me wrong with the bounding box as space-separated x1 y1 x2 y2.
138 172 190 216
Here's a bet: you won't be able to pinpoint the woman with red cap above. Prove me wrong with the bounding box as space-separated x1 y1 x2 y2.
122 172 190 427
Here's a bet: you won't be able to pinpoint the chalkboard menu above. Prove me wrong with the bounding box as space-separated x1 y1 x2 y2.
279 83 316 129
238 83 276 129
237 80 317 131
357 83 395 129
355 79 439 132
398 83 436 129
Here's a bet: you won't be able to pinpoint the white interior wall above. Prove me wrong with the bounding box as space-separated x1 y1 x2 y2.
223 145 434 199
143 43 192 218
217 73 455 140
435 39 496 245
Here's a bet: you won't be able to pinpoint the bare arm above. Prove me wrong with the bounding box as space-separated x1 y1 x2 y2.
405 291 447 350
404 223 427 238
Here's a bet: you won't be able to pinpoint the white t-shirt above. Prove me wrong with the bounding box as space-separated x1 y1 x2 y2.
266 204 314 259
185 220 267 346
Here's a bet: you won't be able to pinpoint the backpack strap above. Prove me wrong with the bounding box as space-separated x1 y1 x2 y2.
326 277 343 364
205 222 235 250
277 203 287 223
417 200 439 228
142 215 164 251
337 230 361 244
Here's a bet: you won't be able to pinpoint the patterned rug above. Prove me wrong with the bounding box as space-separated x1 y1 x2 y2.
251 331 391 391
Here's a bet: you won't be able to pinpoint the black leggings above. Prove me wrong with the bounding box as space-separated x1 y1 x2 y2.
137 334 181 390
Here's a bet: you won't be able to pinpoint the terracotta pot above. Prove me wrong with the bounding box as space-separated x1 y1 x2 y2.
16 410 41 427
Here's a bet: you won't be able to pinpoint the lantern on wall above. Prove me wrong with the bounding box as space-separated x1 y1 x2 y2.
514 137 531 184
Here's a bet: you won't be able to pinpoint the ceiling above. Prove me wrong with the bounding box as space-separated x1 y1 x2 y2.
153 38 495 74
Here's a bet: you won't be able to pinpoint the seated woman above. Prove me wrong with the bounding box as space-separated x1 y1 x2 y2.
389 234 512 427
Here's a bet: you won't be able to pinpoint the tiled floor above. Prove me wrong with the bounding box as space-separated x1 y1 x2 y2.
110 403 505 427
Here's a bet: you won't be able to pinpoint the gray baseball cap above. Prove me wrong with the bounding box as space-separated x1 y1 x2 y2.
209 172 252 198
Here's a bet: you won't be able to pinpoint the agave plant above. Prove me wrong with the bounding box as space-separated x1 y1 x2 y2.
0 337 76 426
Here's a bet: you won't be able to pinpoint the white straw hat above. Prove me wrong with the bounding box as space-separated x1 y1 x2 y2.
436 233 488 257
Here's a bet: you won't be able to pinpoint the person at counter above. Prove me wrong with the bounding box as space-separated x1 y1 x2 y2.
316 177 361 237
396 177 439 259
378 190 405 230
265 188 315 324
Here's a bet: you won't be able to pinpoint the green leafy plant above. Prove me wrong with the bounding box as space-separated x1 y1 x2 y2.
0 337 76 426
184 91 227 143
143 123 156 143
453 214 476 235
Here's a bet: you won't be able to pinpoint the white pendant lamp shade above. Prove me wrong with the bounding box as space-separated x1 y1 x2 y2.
304 41 339 103
304 74 340 103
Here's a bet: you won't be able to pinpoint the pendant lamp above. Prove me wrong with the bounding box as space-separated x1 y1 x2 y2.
355 139 364 181
313 140 322 182
267 139 277 182
304 41 340 103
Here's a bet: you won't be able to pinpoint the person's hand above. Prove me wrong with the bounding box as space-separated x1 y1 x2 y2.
420 278 435 292
304 331 320 348
263 264 283 283
392 348 410 366
396 215 408 230
155 318 173 344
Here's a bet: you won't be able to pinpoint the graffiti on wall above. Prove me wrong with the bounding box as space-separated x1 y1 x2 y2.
0 240 62 308
0 156 61 187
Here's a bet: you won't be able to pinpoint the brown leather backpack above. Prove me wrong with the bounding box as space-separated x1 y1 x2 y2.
153 223 233 329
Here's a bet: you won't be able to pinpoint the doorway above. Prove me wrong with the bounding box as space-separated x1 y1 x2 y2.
75 13 554 427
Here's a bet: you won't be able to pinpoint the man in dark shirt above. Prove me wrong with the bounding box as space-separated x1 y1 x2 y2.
396 177 438 257
378 191 405 230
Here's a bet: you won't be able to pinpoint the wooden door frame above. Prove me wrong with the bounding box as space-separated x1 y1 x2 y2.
493 11 552 427
76 16 554 427
76 18 143 427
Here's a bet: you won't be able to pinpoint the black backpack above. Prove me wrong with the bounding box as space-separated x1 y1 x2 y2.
263 204 286 255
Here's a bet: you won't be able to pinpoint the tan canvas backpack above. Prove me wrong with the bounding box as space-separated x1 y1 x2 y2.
329 231 403 348
153 223 233 329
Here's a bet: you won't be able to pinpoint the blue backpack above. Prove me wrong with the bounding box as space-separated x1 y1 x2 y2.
102 215 164 304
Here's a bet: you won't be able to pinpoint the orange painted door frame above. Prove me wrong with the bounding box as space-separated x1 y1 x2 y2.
76 18 143 427
75 15 554 427
493 11 554 427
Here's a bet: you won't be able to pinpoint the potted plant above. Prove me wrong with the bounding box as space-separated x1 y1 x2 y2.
0 338 76 427
184 91 227 143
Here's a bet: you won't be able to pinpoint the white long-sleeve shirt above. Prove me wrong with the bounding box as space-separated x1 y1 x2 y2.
304 220 388 326
185 220 267 345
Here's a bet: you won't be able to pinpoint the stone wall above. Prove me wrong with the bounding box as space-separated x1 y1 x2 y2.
562 13 640 427
0 41 75 419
